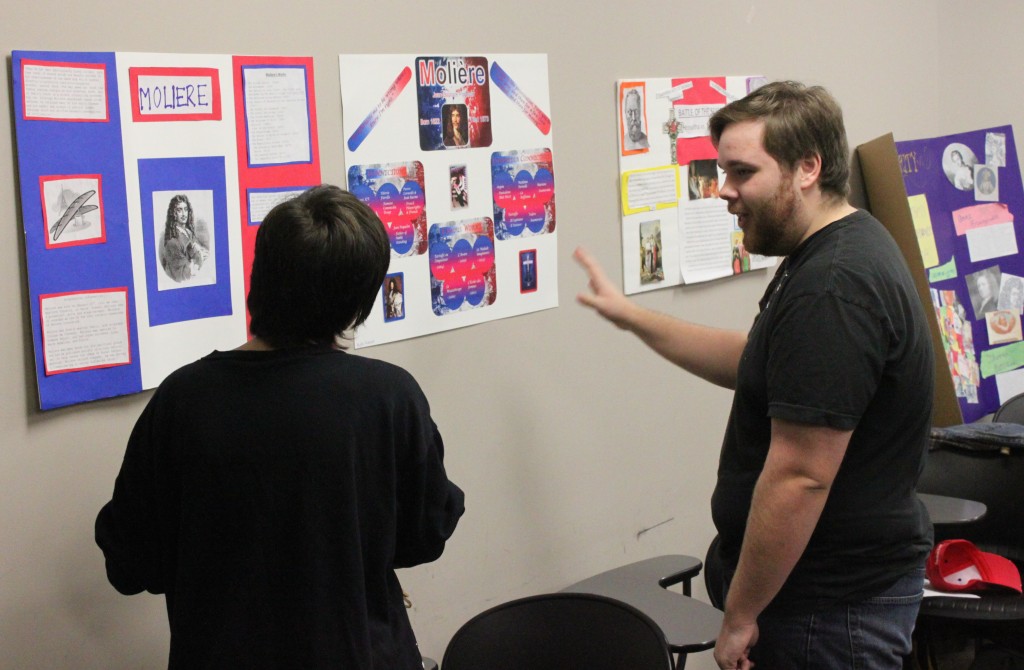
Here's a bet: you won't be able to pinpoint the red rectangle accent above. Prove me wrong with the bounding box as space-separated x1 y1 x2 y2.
39 287 132 375
21 59 109 123
129 67 222 122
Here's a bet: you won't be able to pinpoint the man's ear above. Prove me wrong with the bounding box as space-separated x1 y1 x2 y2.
797 153 823 190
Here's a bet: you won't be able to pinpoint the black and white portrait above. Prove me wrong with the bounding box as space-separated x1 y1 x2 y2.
942 143 978 191
622 85 649 153
974 165 998 201
154 190 215 290
968 266 1001 320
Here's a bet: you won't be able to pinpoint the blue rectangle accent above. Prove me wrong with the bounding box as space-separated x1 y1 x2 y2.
13 50 143 410
138 156 233 327
241 64 313 168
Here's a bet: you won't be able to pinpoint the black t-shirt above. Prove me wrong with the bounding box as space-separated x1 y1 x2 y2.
96 346 465 668
710 210 933 613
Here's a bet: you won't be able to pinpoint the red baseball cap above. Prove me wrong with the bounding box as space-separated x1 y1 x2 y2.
927 539 1022 593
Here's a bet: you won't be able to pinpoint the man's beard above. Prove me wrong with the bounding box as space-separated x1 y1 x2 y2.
742 178 800 257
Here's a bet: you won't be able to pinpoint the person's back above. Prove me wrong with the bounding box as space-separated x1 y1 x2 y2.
96 185 465 668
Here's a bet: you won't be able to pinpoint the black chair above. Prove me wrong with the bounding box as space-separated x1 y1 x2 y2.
560 555 723 668
993 392 1024 424
440 592 674 670
914 426 1024 667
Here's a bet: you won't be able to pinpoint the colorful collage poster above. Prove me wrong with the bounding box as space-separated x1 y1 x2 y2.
12 50 321 409
615 76 776 294
896 125 1024 422
340 54 558 347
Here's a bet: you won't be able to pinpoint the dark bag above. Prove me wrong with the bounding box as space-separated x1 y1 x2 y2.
970 643 1024 670
930 423 1024 454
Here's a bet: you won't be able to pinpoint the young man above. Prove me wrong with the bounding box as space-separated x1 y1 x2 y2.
97 185 465 669
576 81 933 669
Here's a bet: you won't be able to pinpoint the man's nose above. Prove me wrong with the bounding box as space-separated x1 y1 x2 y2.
718 177 736 200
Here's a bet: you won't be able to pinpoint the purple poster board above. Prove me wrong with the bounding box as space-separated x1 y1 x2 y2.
896 125 1024 423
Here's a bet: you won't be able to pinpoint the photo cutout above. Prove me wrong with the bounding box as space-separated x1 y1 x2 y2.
450 164 468 209
639 220 664 284
967 266 1002 320
383 272 405 322
519 249 538 293
987 310 1022 346
620 82 650 154
153 190 216 291
688 159 720 200
442 103 469 148
40 175 105 248
998 273 1024 314
986 132 1007 167
974 165 998 202
943 142 978 191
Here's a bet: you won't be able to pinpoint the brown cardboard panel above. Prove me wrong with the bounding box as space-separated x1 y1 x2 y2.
857 134 963 427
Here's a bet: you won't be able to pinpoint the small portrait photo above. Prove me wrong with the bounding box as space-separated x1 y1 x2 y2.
383 273 405 322
942 143 978 191
450 164 468 209
519 249 538 293
998 273 1024 314
986 309 1022 346
442 103 469 148
620 82 650 155
40 174 106 249
154 190 215 291
731 232 751 274
974 165 998 201
688 159 721 200
639 220 664 285
986 132 1007 167
968 266 1002 320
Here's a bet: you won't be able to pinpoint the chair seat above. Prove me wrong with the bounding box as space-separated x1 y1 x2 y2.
561 555 722 654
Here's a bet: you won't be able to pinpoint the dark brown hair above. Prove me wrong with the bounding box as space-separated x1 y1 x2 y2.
709 80 850 200
247 185 390 348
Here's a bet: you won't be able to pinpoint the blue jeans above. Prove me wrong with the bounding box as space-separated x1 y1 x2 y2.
728 567 925 669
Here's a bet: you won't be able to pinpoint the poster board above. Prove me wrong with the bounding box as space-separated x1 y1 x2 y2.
614 75 775 294
339 54 558 348
858 126 1024 425
13 50 321 409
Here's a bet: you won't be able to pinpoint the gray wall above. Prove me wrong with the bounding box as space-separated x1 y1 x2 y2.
2 2 1021 668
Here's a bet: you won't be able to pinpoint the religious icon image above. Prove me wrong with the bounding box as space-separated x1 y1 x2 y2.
519 249 537 293
639 220 664 284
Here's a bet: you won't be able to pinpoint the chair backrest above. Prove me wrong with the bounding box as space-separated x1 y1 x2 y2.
918 442 1024 564
994 392 1024 424
441 592 674 670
